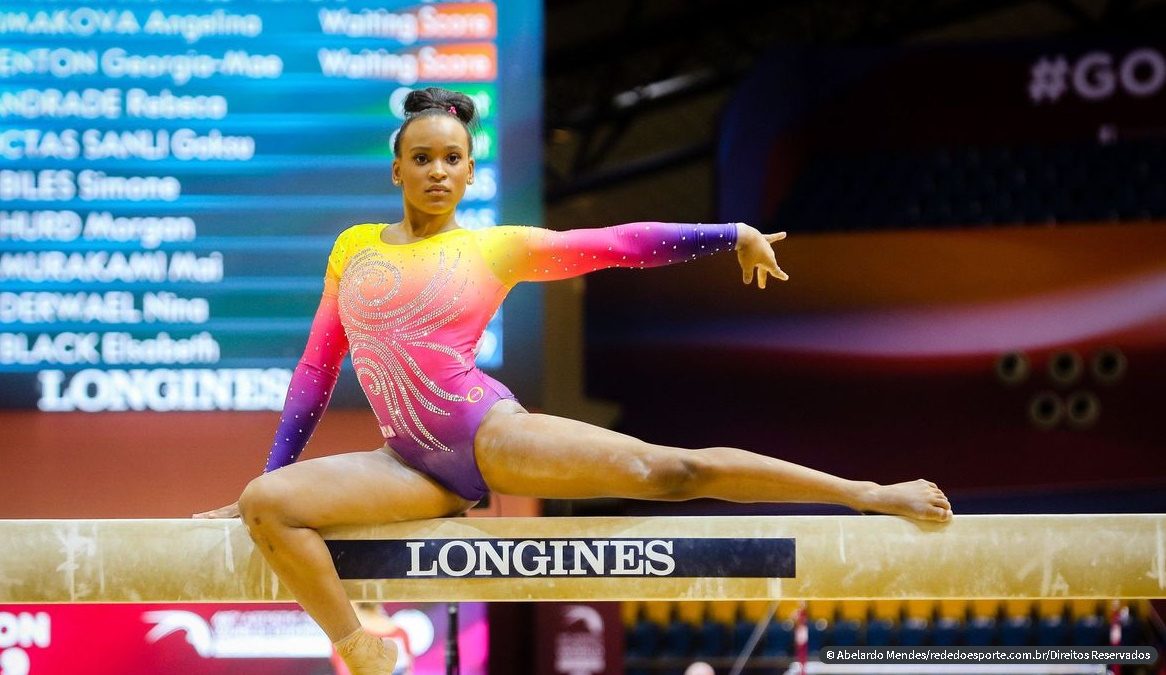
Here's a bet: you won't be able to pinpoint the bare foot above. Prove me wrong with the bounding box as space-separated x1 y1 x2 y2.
858 479 952 522
334 629 398 674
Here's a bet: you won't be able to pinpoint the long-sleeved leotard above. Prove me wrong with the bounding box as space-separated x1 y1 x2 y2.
264 222 738 500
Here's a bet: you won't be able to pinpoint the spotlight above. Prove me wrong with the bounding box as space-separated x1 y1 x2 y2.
1066 391 1101 429
994 351 1030 385
1028 391 1064 430
1090 347 1127 384
1048 350 1083 386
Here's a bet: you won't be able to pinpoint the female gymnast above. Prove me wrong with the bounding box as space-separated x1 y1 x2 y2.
195 87 952 674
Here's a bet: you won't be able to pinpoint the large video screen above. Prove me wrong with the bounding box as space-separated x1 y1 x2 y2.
0 0 543 413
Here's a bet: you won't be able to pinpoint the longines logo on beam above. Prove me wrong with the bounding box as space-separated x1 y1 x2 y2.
326 537 796 580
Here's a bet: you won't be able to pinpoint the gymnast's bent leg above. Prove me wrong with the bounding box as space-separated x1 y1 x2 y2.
474 402 952 520
237 448 473 674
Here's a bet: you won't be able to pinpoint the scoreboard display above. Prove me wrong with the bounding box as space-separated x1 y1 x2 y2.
0 1 543 413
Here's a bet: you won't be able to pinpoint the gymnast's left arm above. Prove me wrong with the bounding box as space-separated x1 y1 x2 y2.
192 288 349 519
193 255 351 518
259 285 350 473
479 222 788 287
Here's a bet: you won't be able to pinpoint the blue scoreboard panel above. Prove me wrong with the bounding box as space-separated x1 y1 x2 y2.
0 1 543 412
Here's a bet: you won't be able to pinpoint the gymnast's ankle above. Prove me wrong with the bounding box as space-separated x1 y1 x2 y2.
333 627 398 674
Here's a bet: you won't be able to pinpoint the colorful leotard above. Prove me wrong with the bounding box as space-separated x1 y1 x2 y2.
264 222 739 500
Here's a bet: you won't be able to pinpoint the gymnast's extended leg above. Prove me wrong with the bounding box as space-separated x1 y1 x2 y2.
475 402 952 520
235 449 473 674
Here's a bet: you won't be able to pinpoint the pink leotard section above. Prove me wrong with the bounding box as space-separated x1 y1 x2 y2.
264 221 739 500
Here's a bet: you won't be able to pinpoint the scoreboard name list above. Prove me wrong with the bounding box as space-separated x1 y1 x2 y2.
0 3 505 412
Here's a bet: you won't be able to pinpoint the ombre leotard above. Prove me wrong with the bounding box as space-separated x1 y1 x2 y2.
264 222 738 500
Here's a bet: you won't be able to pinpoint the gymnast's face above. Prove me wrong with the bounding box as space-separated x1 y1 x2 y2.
392 115 475 216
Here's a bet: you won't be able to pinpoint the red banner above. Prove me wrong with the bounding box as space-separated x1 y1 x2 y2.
0 602 487 675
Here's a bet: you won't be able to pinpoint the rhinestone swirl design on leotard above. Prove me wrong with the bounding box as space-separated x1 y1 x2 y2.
338 246 470 453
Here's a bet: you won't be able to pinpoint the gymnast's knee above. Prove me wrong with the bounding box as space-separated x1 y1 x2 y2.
238 474 297 532
641 451 707 501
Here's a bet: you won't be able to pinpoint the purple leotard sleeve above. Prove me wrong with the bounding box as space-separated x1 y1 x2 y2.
263 275 350 473
479 222 739 285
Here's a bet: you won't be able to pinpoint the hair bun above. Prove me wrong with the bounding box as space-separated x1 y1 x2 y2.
403 87 476 125
393 87 478 157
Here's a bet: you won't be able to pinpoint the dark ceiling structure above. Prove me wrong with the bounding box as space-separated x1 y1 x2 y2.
541 0 1166 225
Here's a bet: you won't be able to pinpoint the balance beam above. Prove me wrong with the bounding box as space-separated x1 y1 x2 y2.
1 515 1162 603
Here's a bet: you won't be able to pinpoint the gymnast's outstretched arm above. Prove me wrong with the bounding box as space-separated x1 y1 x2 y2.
478 221 788 287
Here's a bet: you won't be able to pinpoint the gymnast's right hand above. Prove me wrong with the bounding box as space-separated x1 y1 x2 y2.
192 501 241 519
734 223 788 289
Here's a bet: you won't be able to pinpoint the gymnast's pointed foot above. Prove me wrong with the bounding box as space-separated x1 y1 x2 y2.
334 628 399 674
859 479 953 522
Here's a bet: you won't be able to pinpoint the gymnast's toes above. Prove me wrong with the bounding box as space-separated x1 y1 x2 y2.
864 479 954 522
